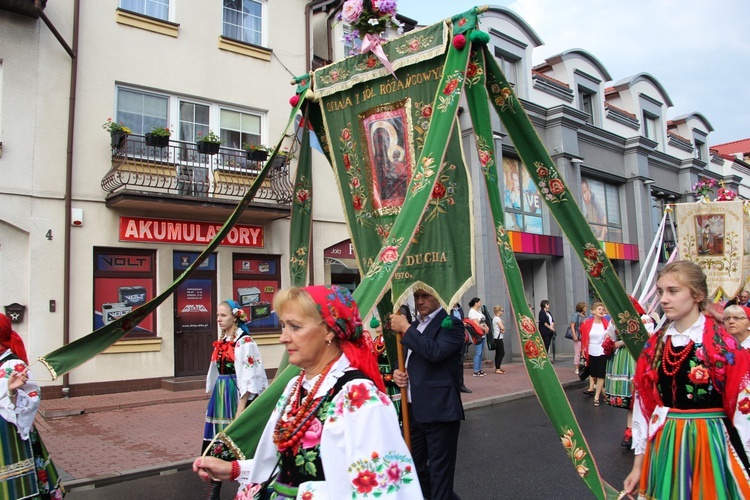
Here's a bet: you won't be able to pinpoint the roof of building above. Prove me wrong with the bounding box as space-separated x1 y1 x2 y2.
712 138 750 156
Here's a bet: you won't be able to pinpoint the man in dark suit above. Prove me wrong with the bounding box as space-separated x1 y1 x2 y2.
392 289 465 500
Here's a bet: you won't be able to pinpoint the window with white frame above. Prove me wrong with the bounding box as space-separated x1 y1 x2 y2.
120 0 169 21
220 109 261 150
581 177 622 242
223 0 264 47
115 87 265 148
494 50 519 87
642 112 658 142
694 137 706 161
117 88 169 135
579 88 594 124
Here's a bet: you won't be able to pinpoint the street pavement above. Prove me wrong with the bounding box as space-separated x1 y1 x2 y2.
36 356 584 494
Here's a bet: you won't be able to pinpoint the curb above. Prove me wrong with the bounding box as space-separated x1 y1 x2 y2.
64 459 195 492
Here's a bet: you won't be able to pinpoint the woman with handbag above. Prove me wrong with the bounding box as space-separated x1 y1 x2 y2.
579 302 612 407
468 298 489 377
193 285 421 499
492 306 506 374
568 302 587 374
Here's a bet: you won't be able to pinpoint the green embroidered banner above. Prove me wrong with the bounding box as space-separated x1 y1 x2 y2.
313 19 474 309
465 45 613 499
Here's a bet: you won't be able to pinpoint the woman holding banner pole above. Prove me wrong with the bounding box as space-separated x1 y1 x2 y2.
193 286 420 499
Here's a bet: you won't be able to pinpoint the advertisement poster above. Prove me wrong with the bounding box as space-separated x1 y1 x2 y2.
233 255 280 331
94 277 154 334
93 250 155 335
175 278 213 331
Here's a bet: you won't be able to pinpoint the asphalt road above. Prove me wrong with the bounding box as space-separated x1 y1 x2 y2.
67 386 632 499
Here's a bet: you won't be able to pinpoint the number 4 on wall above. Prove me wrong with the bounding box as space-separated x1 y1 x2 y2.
46 230 53 240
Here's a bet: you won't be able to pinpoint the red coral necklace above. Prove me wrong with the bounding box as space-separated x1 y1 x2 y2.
661 336 694 403
273 356 339 452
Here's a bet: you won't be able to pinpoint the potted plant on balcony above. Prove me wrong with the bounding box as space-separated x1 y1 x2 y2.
196 130 222 155
103 118 132 149
243 143 269 161
145 126 171 148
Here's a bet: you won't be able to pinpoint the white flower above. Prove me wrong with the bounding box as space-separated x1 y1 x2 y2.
368 18 380 26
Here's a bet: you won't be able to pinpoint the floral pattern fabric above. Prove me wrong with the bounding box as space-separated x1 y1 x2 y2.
0 350 64 499
235 355 420 499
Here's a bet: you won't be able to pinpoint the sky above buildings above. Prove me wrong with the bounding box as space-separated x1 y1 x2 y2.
397 0 750 147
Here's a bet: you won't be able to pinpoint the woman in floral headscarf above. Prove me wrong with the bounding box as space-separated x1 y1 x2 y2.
193 285 420 499
0 313 64 499
203 300 268 499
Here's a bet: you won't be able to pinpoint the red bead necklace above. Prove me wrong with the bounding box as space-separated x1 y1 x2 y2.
661 336 695 403
273 356 339 452
661 336 694 376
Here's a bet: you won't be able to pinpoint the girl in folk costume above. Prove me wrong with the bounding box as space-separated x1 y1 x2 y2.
203 300 268 499
604 297 655 448
623 261 750 498
0 313 63 499
193 285 421 499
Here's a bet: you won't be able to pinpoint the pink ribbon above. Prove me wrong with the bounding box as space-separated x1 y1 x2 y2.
361 33 397 79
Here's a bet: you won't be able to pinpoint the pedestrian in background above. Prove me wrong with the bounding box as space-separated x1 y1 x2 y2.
538 299 555 351
569 302 587 374
723 304 750 349
203 299 268 499
392 289 465 500
0 313 63 499
467 297 489 377
492 306 506 374
194 285 420 498
623 261 750 498
579 302 610 407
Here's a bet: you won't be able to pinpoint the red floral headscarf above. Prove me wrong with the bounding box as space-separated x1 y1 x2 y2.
0 313 28 363
303 285 384 392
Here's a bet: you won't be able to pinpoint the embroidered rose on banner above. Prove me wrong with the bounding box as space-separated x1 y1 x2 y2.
364 237 405 279
475 136 496 182
495 224 516 268
517 313 548 370
436 70 464 112
534 161 568 204
582 242 608 282
425 169 457 223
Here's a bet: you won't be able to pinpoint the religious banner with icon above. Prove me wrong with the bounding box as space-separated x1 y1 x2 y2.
312 19 474 310
674 200 750 298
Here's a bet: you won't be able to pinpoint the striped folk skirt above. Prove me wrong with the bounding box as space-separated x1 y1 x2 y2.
604 347 635 409
0 419 63 500
639 408 750 499
203 374 239 457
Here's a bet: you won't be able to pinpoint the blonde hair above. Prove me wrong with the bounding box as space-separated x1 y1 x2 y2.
723 304 749 320
273 287 322 321
493 305 503 315
591 301 605 311
657 261 708 312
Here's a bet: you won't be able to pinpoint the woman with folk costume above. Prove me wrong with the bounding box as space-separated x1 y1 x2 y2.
0 313 64 499
723 304 750 350
203 299 268 499
193 285 420 499
623 261 750 497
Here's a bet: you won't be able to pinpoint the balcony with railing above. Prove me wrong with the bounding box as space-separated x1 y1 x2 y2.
101 135 294 221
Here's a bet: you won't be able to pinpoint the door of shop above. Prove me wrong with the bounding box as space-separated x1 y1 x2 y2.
173 252 217 377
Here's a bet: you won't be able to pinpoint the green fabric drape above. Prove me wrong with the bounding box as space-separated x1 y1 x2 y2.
465 45 612 499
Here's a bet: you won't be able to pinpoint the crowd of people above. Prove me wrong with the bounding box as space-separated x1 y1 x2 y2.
7 260 750 498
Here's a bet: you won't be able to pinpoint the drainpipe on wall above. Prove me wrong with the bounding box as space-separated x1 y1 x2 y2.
35 0 79 397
